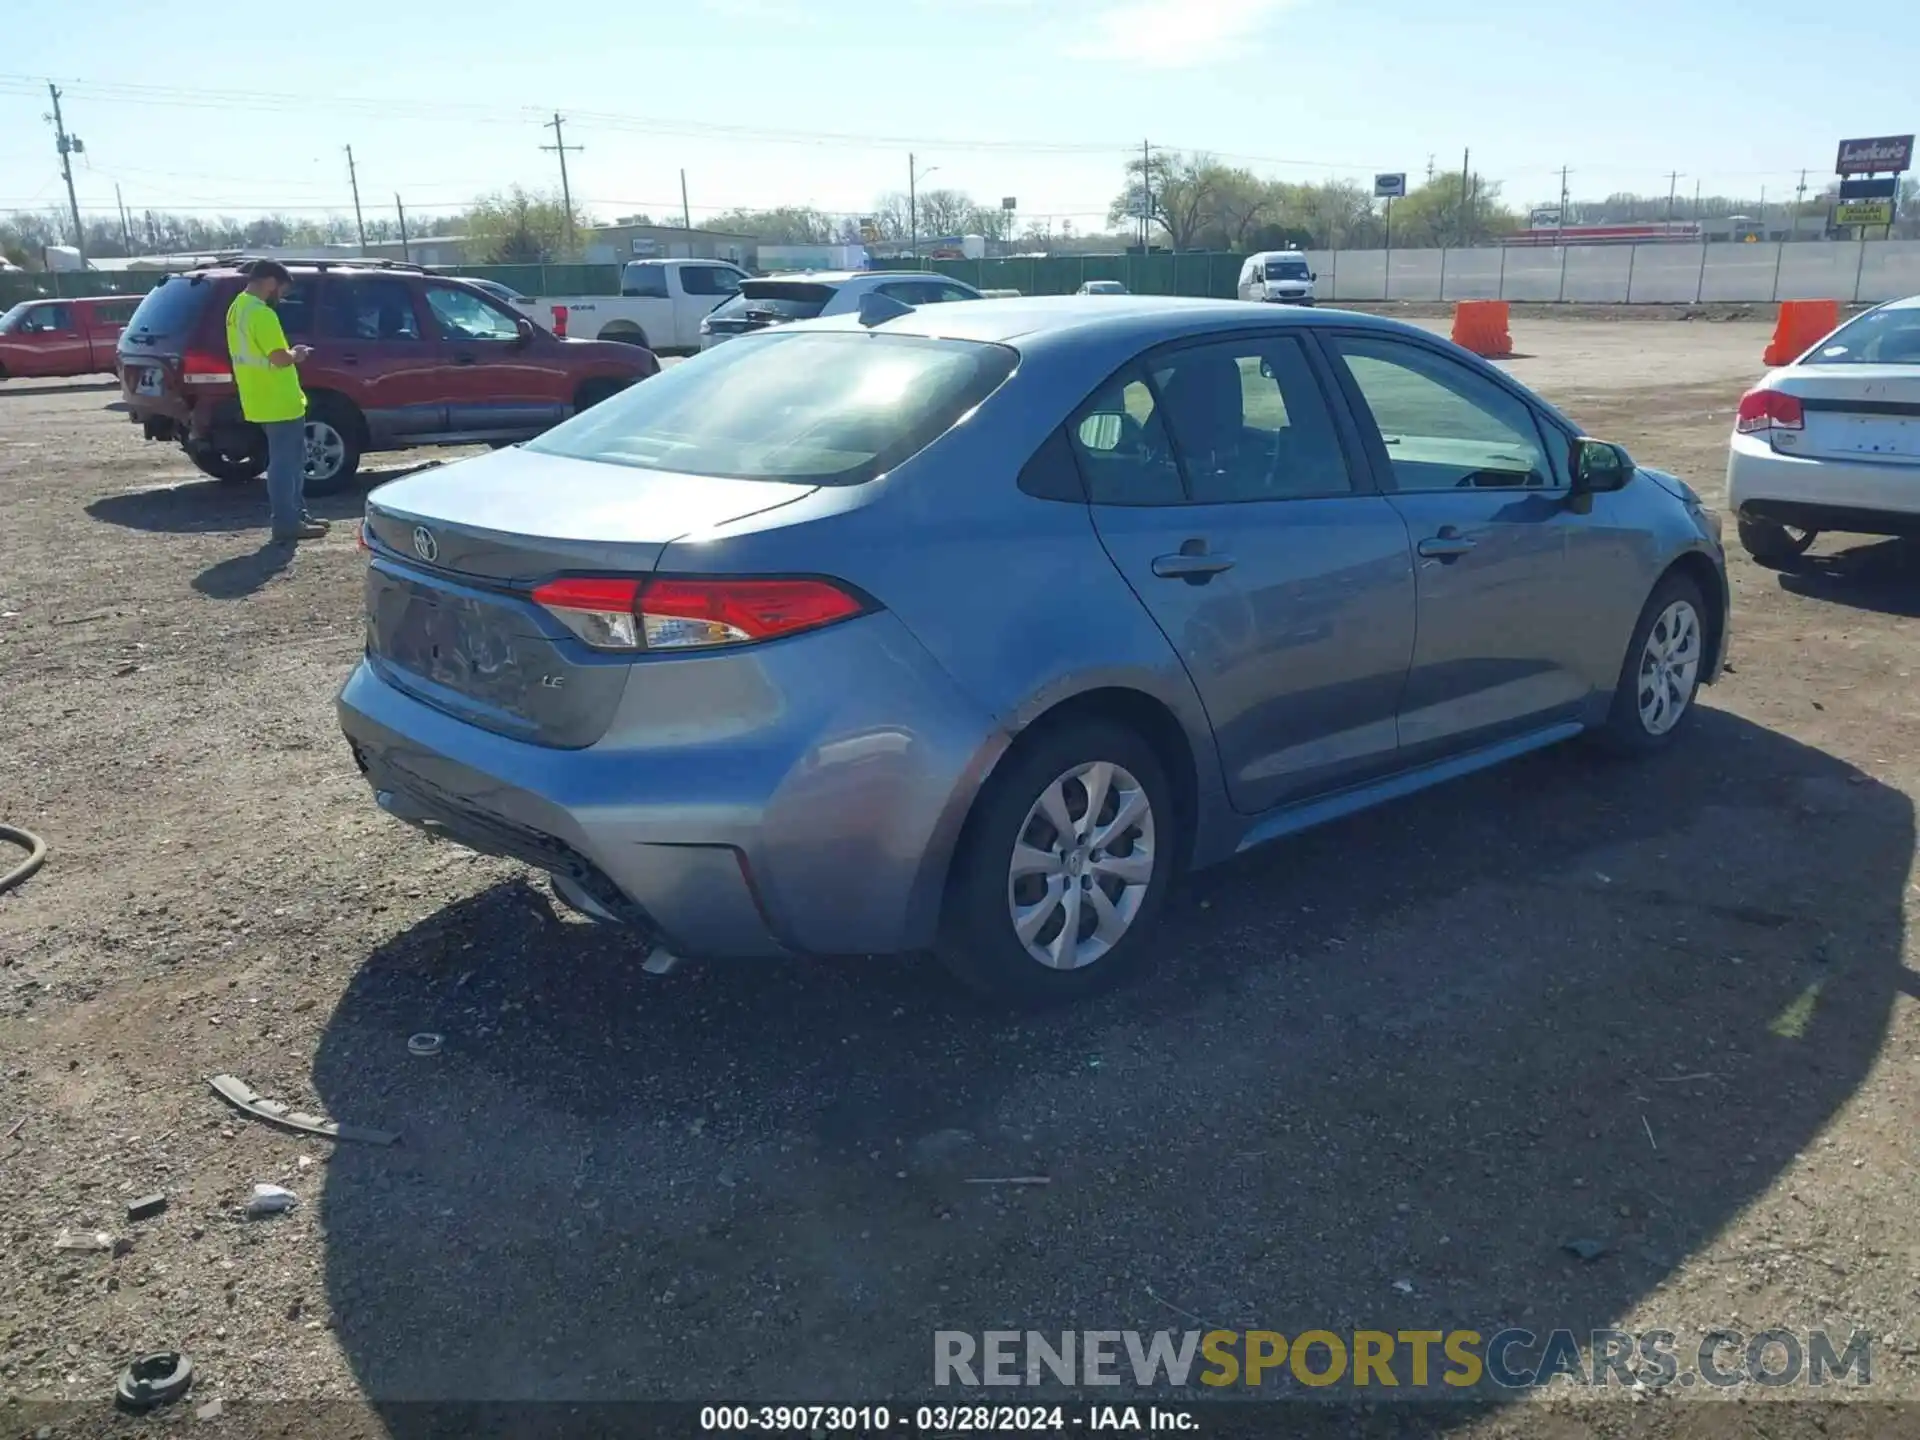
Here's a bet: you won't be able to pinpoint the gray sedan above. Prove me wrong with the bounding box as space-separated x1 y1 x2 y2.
339 298 1728 1005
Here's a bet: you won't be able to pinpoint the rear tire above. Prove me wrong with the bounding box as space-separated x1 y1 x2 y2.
936 720 1174 1007
1590 571 1708 756
1737 516 1817 569
301 398 362 496
187 442 266 484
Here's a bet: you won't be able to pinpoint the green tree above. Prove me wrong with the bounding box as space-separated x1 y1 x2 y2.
465 187 587 264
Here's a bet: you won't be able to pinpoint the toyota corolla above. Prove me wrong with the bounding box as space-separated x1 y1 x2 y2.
339 297 1727 1004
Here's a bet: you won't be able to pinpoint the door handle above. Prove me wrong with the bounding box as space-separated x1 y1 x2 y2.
338 352 361 366
454 354 476 366
1151 551 1236 582
1417 530 1477 561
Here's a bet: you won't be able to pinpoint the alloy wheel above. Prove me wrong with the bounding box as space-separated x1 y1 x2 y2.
1007 760 1156 970
304 420 347 482
1637 599 1702 736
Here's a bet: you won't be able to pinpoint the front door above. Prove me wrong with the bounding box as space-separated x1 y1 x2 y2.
316 276 445 443
1321 331 1587 758
17 303 83 376
1074 333 1416 814
422 282 564 434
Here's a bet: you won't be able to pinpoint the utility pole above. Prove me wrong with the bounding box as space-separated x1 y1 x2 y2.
909 151 917 258
1558 165 1570 238
1693 177 1702 224
1459 147 1471 245
344 145 367 254
114 183 132 255
395 194 411 264
1425 154 1436 184
1142 139 1153 251
1665 171 1680 233
540 114 582 251
680 169 692 233
45 83 87 265
1795 168 1807 239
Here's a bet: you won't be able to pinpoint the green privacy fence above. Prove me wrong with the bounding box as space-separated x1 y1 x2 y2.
880 252 1251 298
3 252 1255 309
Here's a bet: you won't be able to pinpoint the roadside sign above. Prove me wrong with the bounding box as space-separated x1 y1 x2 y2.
1834 199 1895 227
1835 135 1913 176
1374 173 1407 198
1838 176 1899 200
1001 197 1017 211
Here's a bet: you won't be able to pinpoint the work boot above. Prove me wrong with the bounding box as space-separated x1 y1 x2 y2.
271 519 331 543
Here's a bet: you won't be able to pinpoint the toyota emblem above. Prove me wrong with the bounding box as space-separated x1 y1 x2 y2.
412 526 439 563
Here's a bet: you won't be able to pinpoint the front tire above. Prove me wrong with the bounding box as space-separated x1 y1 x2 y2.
301 400 362 496
1591 571 1708 756
936 721 1174 1006
1737 516 1817 569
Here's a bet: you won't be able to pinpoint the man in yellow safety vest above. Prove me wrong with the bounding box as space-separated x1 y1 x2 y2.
226 260 327 542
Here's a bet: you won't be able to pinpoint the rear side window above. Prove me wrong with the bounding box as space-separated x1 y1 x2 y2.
623 263 670 299
526 331 1016 486
678 265 743 297
92 299 140 324
1805 305 1920 365
323 277 423 341
123 276 217 343
710 282 835 323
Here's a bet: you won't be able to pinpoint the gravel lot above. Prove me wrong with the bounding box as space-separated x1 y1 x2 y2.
2 319 1918 1435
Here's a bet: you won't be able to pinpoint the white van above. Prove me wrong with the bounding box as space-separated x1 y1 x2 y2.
1237 250 1317 306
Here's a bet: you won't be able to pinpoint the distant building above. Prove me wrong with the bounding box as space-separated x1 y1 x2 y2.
582 222 755 267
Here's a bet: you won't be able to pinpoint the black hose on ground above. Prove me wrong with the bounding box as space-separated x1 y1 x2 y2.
0 825 47 895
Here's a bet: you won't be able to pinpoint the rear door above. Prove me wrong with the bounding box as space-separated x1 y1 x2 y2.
1076 332 1417 812
422 281 563 434
1321 330 1592 757
318 275 445 443
670 263 744 348
82 298 137 370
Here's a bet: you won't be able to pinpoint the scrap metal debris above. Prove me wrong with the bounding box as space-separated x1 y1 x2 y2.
127 1193 168 1222
116 1353 193 1412
207 1074 397 1146
54 1228 114 1252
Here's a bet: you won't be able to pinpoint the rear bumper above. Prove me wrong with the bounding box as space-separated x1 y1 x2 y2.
1727 434 1920 532
335 611 1004 961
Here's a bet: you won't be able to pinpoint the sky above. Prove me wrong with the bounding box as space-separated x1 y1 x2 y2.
3 0 1915 238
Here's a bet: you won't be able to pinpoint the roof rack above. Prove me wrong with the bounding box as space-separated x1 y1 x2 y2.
211 253 430 274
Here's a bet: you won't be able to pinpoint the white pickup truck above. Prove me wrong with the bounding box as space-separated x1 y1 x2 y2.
514 257 750 356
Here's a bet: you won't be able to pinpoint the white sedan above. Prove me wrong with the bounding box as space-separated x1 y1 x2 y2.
1728 295 1920 566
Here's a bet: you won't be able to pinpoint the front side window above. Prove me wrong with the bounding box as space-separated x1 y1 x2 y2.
1148 337 1353 503
1330 335 1555 492
425 285 520 342
24 304 73 333
1804 304 1920 365
525 331 1016 486
1066 365 1185 506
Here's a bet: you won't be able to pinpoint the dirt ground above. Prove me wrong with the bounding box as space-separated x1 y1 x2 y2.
3 320 1919 1437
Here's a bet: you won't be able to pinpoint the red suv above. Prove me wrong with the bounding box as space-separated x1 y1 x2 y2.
117 260 659 492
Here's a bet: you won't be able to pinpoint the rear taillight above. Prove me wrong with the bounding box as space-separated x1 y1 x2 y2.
1736 387 1804 434
531 576 867 652
182 350 233 385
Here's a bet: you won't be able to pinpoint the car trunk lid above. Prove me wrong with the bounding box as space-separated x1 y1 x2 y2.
361 446 818 747
1777 365 1920 465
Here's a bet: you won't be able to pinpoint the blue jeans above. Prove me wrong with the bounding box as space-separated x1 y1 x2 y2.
262 419 306 537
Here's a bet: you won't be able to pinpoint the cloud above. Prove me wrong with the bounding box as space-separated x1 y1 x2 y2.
1064 0 1299 67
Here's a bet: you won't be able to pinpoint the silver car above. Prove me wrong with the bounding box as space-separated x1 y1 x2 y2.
340 297 1728 1004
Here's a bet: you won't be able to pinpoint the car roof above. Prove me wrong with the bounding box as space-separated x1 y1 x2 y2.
804 294 1388 348
744 270 949 287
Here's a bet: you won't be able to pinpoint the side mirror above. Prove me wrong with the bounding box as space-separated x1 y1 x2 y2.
1571 437 1634 494
1309 272 1318 282
514 316 536 347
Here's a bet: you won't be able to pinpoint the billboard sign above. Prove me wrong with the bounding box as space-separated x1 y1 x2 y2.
1838 176 1899 200
1835 135 1913 175
1374 173 1407 198
1833 199 1895 228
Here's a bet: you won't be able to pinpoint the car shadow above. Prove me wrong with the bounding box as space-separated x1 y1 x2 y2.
1777 537 1920 618
83 461 444 537
0 378 119 399
311 709 1909 1421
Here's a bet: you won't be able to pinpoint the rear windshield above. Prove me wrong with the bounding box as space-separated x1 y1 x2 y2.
709 282 837 324
1265 258 1310 280
526 331 1017 486
123 275 218 343
1804 305 1920 365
